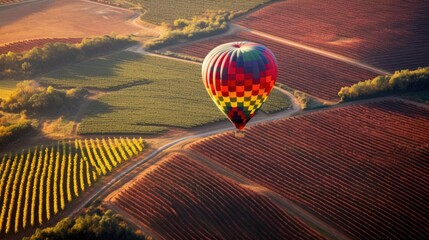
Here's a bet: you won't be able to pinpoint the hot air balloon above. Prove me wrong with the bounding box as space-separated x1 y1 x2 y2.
202 41 278 136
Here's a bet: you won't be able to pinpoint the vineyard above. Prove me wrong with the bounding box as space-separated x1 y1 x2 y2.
170 31 378 101
112 153 327 239
41 51 288 135
0 137 144 236
188 100 429 239
235 0 429 72
0 38 82 54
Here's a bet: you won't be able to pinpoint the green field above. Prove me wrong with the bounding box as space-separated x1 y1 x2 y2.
40 51 290 134
0 80 20 99
118 0 270 24
261 89 292 114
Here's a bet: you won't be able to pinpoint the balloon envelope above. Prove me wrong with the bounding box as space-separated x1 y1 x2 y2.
202 42 278 130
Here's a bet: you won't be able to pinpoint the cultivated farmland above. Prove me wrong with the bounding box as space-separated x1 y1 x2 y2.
0 137 144 237
0 0 140 45
170 31 378 101
41 51 224 134
0 38 82 54
236 0 429 72
188 100 429 239
111 153 327 239
41 51 290 135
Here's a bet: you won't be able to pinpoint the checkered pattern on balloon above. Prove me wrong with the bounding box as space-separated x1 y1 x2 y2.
202 42 278 130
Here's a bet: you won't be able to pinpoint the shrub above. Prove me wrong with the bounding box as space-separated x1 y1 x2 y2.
144 10 238 50
338 67 429 101
0 80 86 114
0 35 136 80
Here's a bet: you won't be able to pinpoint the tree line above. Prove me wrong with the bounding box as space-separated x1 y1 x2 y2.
144 10 237 50
0 35 136 80
23 207 149 240
0 80 87 147
338 67 429 101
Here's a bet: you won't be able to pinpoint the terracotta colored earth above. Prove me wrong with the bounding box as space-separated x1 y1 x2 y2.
0 0 140 44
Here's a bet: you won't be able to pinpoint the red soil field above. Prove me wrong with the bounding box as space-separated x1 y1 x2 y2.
236 0 429 72
0 38 82 54
0 0 139 45
188 100 429 239
112 153 327 239
170 31 378 101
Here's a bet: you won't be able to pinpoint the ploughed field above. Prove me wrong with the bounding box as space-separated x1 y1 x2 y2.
170 31 378 101
112 153 327 240
188 100 429 239
0 38 82 54
236 0 429 72
0 0 139 44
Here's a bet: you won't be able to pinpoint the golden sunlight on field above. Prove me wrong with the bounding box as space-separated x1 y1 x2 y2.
0 0 140 44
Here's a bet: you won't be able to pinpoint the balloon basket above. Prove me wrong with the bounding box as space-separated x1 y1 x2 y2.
235 130 245 138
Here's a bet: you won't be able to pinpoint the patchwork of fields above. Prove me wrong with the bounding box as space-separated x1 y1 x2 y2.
40 51 290 134
170 31 378 101
41 51 224 134
187 100 429 239
236 0 429 72
0 0 428 239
